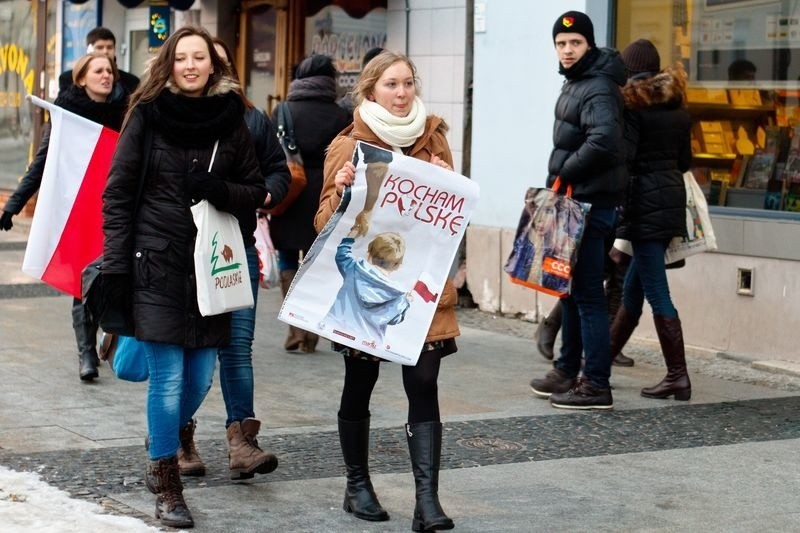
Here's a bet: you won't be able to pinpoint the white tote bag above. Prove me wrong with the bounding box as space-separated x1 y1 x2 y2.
664 171 718 264
612 171 718 265
191 141 254 316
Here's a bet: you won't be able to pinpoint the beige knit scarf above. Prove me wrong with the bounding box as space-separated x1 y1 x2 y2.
357 96 427 151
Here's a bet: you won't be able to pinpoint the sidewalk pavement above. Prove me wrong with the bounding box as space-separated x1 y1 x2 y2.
0 220 799 531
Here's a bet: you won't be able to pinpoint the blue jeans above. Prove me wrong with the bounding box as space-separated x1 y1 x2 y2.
143 341 217 460
622 239 677 319
555 208 617 389
218 245 260 426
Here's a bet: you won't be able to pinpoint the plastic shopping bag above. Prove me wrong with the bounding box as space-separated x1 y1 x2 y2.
254 213 279 289
504 178 591 297
664 171 718 264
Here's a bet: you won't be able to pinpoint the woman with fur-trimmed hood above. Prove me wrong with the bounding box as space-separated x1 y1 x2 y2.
609 39 694 404
102 26 266 529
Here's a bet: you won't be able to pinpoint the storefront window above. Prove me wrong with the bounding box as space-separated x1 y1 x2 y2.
616 0 800 214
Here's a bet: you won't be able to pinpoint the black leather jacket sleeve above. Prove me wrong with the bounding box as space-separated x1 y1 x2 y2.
245 108 290 208
3 123 52 215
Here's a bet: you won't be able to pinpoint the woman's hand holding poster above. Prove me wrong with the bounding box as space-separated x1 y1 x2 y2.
278 142 480 365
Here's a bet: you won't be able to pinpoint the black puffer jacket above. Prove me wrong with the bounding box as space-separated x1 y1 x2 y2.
270 87 351 251
4 85 127 214
617 68 691 241
245 107 291 209
103 81 266 348
547 47 628 208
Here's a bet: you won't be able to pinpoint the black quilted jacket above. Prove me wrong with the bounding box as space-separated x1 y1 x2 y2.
546 47 628 209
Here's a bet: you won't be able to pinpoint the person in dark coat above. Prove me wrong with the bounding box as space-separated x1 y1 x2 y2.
610 39 693 401
208 37 289 482
0 52 127 381
102 26 267 529
58 27 139 100
529 11 628 410
270 54 351 353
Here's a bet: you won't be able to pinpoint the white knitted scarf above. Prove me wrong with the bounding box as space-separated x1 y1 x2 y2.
358 96 427 150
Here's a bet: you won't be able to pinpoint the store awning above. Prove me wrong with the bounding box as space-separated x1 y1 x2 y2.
66 0 195 11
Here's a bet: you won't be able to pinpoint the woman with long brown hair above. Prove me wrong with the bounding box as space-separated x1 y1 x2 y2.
102 26 267 528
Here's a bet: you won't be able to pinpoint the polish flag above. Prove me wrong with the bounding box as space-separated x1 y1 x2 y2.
22 96 119 298
413 271 439 304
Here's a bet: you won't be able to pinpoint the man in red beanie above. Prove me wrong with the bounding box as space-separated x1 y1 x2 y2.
529 10 628 410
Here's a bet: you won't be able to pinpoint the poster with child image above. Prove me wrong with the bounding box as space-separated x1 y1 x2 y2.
278 142 480 365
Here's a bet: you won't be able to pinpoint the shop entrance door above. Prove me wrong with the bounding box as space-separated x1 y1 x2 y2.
237 0 288 113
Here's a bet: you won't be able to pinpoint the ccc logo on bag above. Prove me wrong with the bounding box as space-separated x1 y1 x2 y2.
543 257 571 279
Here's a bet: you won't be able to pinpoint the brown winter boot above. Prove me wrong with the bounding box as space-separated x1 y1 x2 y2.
226 418 278 480
609 305 640 362
149 456 194 528
534 303 561 360
641 315 692 401
280 269 306 351
302 331 319 353
177 419 206 476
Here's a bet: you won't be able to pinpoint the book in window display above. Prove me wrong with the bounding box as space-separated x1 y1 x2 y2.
785 181 800 212
741 150 775 189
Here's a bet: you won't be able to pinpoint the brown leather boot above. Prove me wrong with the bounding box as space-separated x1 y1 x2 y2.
177 419 205 476
302 331 319 353
641 315 691 401
149 456 194 528
227 418 278 480
534 303 561 360
609 305 640 361
280 269 306 351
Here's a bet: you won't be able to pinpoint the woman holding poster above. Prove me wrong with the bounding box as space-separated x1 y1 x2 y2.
316 51 457 532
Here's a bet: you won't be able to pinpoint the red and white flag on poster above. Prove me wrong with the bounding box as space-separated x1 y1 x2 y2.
22 96 119 298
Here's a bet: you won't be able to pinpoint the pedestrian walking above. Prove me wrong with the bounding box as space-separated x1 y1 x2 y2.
529 11 628 410
317 50 457 532
0 52 127 381
270 54 351 354
101 26 267 529
610 39 693 400
200 36 290 480
58 27 139 98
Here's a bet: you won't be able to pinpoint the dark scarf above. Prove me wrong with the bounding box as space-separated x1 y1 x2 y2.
287 75 337 102
150 90 244 148
559 47 601 80
53 85 127 132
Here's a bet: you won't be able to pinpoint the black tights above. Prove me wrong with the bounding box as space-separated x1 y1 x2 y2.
339 351 442 424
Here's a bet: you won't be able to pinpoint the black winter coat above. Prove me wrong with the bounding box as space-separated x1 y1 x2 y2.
547 47 628 208
244 107 291 209
270 98 351 251
3 85 127 215
103 85 266 348
618 69 691 241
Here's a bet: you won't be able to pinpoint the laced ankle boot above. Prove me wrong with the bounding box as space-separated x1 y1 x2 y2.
150 456 194 528
227 418 278 480
338 415 389 521
406 421 454 532
177 419 206 476
641 315 691 401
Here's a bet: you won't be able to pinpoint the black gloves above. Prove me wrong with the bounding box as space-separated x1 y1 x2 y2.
187 171 229 208
0 211 13 231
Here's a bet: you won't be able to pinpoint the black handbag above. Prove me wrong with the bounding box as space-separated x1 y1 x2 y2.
82 128 153 336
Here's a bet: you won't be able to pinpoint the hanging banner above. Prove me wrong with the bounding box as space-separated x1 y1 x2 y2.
279 142 480 365
149 2 170 52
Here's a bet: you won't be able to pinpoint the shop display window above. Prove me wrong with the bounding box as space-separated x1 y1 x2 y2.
616 0 800 213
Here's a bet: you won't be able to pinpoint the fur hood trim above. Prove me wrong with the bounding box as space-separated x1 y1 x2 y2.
622 67 686 110
165 74 241 97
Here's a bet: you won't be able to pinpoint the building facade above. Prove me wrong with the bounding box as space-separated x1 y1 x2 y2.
3 0 797 363
467 0 800 363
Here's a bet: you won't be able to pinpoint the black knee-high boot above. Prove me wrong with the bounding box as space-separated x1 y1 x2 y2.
406 421 453 531
71 301 98 381
338 414 389 521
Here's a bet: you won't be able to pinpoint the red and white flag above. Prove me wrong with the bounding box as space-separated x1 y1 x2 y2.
22 96 119 298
